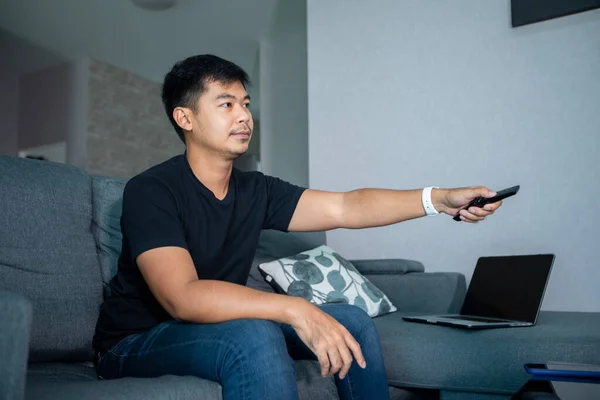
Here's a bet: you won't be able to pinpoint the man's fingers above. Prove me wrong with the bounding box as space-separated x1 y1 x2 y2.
467 185 495 198
336 342 354 379
460 198 503 222
317 350 330 377
479 186 497 198
484 200 502 211
327 346 343 376
345 334 366 369
460 209 485 222
468 207 492 218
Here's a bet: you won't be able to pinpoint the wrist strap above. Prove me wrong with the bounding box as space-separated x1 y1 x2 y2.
422 186 440 216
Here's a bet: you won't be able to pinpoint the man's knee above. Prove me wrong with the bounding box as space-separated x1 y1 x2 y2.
322 304 376 338
217 320 297 398
222 319 291 367
240 320 286 353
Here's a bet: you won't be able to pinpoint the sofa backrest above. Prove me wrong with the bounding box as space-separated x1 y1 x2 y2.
0 155 328 362
0 156 103 363
91 175 127 296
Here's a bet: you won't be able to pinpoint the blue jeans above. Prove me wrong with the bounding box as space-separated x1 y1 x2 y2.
96 303 389 400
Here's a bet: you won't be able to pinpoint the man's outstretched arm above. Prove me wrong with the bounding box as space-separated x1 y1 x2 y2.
287 186 502 232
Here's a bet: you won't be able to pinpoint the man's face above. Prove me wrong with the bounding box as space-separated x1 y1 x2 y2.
188 80 253 159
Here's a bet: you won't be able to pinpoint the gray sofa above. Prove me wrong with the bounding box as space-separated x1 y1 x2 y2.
1 155 599 400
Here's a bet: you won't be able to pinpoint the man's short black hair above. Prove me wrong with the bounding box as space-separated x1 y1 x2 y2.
161 54 250 143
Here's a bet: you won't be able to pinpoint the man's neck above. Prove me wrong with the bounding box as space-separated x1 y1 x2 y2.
186 147 233 200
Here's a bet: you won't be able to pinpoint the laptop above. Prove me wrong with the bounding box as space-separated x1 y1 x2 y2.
402 254 555 329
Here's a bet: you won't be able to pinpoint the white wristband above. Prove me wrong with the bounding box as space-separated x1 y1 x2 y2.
422 186 439 216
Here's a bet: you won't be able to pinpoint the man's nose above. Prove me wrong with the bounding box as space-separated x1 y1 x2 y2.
236 105 251 123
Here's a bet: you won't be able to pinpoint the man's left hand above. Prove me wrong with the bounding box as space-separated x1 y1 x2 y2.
436 186 502 223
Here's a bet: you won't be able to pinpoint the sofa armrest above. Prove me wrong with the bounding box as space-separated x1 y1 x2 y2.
349 258 425 275
0 290 33 400
366 272 467 314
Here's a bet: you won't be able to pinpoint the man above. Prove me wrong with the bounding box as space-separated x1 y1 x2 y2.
93 55 502 399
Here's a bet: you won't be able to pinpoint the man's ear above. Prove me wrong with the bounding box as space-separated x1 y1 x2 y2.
173 107 194 132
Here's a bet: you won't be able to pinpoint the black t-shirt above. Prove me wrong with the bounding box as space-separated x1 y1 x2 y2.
92 154 306 356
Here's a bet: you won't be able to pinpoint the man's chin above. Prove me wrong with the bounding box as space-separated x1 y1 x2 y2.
226 148 248 161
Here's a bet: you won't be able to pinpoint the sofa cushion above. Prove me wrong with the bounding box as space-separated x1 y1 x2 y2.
368 272 466 314
247 252 280 293
0 291 33 400
374 311 600 394
91 176 127 296
25 360 338 400
349 259 425 275
0 156 103 363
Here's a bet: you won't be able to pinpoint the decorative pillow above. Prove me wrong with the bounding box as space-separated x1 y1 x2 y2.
258 245 397 317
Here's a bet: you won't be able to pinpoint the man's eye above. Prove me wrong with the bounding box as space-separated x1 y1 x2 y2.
243 103 250 108
221 103 231 108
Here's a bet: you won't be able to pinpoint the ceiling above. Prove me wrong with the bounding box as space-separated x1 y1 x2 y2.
0 0 279 83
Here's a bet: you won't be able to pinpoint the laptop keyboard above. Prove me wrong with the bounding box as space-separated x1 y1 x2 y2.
444 316 508 323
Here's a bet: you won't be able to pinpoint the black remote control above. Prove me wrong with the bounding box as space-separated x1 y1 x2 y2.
453 185 520 221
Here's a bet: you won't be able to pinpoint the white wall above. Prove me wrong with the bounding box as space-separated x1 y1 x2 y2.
307 1 600 312
259 0 308 187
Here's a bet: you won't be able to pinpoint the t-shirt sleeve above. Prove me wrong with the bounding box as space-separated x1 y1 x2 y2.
262 175 307 232
121 176 188 262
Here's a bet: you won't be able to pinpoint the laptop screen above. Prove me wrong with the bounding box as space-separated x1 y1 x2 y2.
460 254 554 322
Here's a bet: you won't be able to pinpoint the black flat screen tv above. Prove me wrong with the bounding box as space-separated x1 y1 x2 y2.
511 0 600 27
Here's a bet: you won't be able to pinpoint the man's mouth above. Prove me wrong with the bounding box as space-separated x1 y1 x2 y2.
231 129 251 138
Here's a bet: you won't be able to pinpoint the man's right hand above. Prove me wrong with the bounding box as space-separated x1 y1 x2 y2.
286 298 367 379
137 246 366 380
